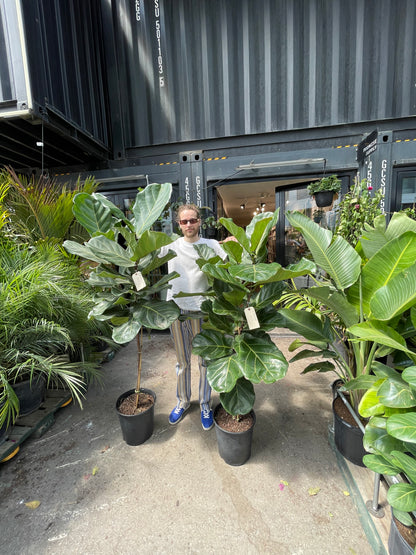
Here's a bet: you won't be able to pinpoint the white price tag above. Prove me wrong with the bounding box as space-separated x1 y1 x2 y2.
244 307 260 330
132 271 146 291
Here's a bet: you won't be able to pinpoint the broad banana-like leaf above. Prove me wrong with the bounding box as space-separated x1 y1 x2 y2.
220 378 255 416
72 192 126 235
370 261 416 320
131 182 172 236
351 231 416 315
234 331 288 384
286 211 361 289
192 330 233 360
132 299 180 330
206 354 244 393
386 212 416 241
387 483 416 513
274 308 335 343
306 287 359 328
387 413 416 443
219 217 251 251
348 321 412 354
360 214 388 259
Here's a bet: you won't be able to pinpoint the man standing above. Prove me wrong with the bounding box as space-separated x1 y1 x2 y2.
160 204 225 430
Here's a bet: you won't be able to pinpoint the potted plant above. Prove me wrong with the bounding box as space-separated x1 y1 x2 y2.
190 209 315 465
0 238 100 431
275 210 416 465
63 182 181 446
307 174 341 207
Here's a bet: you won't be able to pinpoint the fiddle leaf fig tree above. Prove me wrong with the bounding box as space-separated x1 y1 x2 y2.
191 209 315 416
63 182 180 405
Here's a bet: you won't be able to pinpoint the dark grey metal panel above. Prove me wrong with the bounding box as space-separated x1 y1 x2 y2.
113 0 416 149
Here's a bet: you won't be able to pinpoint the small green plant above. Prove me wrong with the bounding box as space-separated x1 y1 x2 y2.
335 178 384 247
307 175 341 196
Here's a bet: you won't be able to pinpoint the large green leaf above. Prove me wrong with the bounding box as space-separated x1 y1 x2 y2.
86 236 134 267
307 287 359 328
206 354 244 392
131 182 172 236
219 240 243 263
286 211 361 289
387 483 416 513
252 282 287 309
353 232 416 316
377 375 416 408
363 417 404 454
132 299 180 330
229 262 287 284
348 321 411 353
391 450 416 485
358 388 386 418
220 378 255 416
363 453 399 476
133 230 173 260
387 413 416 444
218 217 251 251
370 262 416 320
63 239 115 265
201 263 247 290
192 330 233 360
112 319 142 344
234 331 288 383
72 192 124 235
275 308 334 343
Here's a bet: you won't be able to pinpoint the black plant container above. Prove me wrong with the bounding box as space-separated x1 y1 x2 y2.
213 404 256 466
332 397 367 467
314 190 334 207
388 512 414 555
12 376 46 417
116 388 156 446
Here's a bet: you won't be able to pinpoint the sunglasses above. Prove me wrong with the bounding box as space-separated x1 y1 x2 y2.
178 218 199 225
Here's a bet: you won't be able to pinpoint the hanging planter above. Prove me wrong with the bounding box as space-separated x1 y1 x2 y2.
307 175 341 208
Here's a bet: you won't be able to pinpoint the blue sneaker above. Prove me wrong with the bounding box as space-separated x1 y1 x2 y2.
169 405 189 425
201 408 214 430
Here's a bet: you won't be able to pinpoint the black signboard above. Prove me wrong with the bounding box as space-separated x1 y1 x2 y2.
357 130 378 163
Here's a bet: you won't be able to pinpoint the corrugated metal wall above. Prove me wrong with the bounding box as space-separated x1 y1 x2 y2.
113 0 416 149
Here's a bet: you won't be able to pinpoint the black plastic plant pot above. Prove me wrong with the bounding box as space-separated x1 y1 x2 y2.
314 190 334 207
388 510 415 555
12 376 46 417
332 397 367 467
213 404 256 466
116 388 156 446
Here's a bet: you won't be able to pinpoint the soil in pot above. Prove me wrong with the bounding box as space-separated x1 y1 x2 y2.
215 405 254 432
389 515 416 554
118 391 154 415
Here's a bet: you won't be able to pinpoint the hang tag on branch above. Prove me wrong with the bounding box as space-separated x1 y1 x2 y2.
244 307 260 330
132 271 146 291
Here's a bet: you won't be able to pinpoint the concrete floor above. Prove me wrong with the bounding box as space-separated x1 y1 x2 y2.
0 332 387 554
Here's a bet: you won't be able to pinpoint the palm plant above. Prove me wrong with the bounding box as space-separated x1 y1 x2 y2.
0 165 97 243
0 238 101 427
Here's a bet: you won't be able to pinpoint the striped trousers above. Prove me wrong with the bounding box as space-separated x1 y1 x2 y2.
170 312 211 411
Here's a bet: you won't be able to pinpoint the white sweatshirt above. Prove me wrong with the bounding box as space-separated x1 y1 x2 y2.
159 237 226 311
